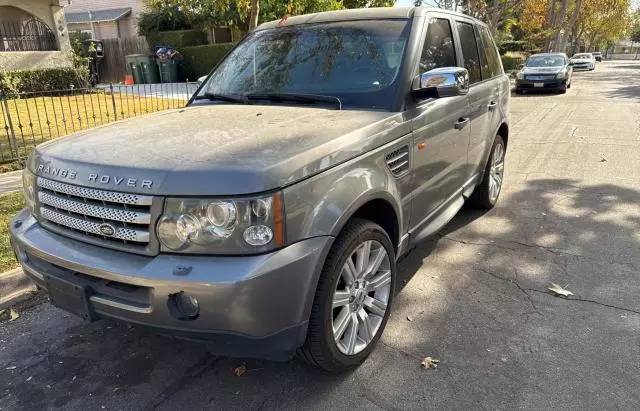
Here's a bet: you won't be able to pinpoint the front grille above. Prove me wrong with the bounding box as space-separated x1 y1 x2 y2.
36 177 156 253
525 75 556 80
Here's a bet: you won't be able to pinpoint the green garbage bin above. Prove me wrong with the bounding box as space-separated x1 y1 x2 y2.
125 54 159 84
158 60 179 83
140 56 160 84
125 54 144 84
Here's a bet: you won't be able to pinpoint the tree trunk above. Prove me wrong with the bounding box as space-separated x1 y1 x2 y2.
248 0 260 31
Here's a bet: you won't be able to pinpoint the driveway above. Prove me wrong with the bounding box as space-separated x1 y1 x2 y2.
1 61 639 410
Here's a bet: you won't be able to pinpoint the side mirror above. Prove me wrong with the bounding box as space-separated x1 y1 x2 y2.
518 63 525 69
197 75 207 85
412 67 469 99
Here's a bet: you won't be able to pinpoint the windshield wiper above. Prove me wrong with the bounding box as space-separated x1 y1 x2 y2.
245 92 342 110
194 93 250 105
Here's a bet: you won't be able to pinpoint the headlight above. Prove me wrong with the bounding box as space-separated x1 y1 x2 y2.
22 169 36 214
157 193 284 254
556 71 566 79
516 71 524 80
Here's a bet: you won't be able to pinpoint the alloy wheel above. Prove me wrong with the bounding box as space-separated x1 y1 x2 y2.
489 142 505 202
331 240 391 355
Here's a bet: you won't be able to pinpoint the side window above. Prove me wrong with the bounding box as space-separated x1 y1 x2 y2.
455 21 481 84
478 26 503 78
420 18 456 72
475 26 491 80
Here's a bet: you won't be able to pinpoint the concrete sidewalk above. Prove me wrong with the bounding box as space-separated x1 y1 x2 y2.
0 170 22 194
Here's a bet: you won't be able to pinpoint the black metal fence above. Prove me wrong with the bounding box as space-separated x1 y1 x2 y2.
0 19 57 52
1 82 199 163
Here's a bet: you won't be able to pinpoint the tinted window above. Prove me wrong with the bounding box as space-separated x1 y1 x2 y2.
478 26 502 78
456 21 481 84
420 18 456 72
199 20 410 111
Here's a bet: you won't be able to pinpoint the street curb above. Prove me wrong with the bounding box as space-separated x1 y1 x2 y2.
0 267 36 309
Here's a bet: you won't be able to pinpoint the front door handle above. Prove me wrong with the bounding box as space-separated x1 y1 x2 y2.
488 101 498 111
454 117 470 130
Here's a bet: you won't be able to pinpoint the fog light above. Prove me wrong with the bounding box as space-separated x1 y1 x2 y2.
169 291 200 320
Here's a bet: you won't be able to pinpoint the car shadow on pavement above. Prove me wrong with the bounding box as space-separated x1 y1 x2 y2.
1 178 640 409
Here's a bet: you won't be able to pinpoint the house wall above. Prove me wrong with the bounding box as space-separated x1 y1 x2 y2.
65 0 144 38
0 0 70 52
0 1 71 70
68 21 122 39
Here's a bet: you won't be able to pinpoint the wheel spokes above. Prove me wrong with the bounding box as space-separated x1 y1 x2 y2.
367 269 392 292
364 246 387 280
333 290 351 309
355 240 372 277
364 295 387 317
357 308 374 343
344 313 359 354
341 257 357 286
333 307 351 340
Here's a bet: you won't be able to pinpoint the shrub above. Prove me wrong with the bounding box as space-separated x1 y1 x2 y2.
498 40 527 55
146 29 208 49
138 7 193 36
181 43 235 80
501 56 523 72
0 67 88 94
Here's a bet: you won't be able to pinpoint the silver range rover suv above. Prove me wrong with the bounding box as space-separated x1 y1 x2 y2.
10 7 509 371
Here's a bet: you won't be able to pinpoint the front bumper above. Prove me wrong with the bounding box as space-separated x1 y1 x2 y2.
516 78 566 90
9 209 333 360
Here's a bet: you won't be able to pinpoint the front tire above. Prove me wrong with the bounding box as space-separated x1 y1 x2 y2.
468 135 506 209
298 219 396 372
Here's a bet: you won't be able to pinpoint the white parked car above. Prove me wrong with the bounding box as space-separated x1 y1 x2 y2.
570 53 596 71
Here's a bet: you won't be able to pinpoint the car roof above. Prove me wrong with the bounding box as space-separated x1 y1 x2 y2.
257 6 488 30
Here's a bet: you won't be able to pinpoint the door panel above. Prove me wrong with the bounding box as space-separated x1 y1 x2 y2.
409 95 470 228
454 20 495 180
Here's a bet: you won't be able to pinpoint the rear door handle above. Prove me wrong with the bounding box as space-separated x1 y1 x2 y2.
488 101 498 111
454 117 470 130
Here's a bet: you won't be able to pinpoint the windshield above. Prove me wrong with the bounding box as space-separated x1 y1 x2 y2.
573 54 592 59
197 20 410 110
525 55 566 68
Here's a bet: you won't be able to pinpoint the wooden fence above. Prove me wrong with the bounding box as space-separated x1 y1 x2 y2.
100 37 150 83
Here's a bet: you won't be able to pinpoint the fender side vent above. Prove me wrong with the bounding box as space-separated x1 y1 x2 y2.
385 146 410 176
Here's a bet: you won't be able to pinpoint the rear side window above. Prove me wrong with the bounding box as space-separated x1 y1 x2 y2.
455 21 481 84
478 26 503 78
420 18 456 72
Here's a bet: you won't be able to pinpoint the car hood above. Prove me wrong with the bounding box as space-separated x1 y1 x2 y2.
570 58 592 63
31 104 408 196
522 67 563 75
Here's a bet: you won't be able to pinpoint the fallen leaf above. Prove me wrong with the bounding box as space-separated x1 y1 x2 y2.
6 366 16 370
9 309 19 322
548 283 574 297
72 375 77 381
26 376 32 382
407 316 413 322
234 363 247 377
421 357 440 369
0 309 5 317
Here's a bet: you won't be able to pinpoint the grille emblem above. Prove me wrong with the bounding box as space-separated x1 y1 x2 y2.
99 223 116 236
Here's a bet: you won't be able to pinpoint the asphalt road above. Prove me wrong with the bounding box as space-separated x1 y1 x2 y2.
2 61 639 411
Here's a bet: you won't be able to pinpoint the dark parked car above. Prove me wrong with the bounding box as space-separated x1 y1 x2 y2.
11 7 510 371
515 53 572 94
592 51 603 62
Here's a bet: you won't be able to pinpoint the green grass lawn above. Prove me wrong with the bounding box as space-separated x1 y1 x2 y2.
1 91 185 164
0 192 24 273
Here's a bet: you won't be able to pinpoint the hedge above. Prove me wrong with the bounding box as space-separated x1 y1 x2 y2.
146 29 208 50
501 56 523 72
0 67 88 95
180 43 235 80
498 40 527 55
